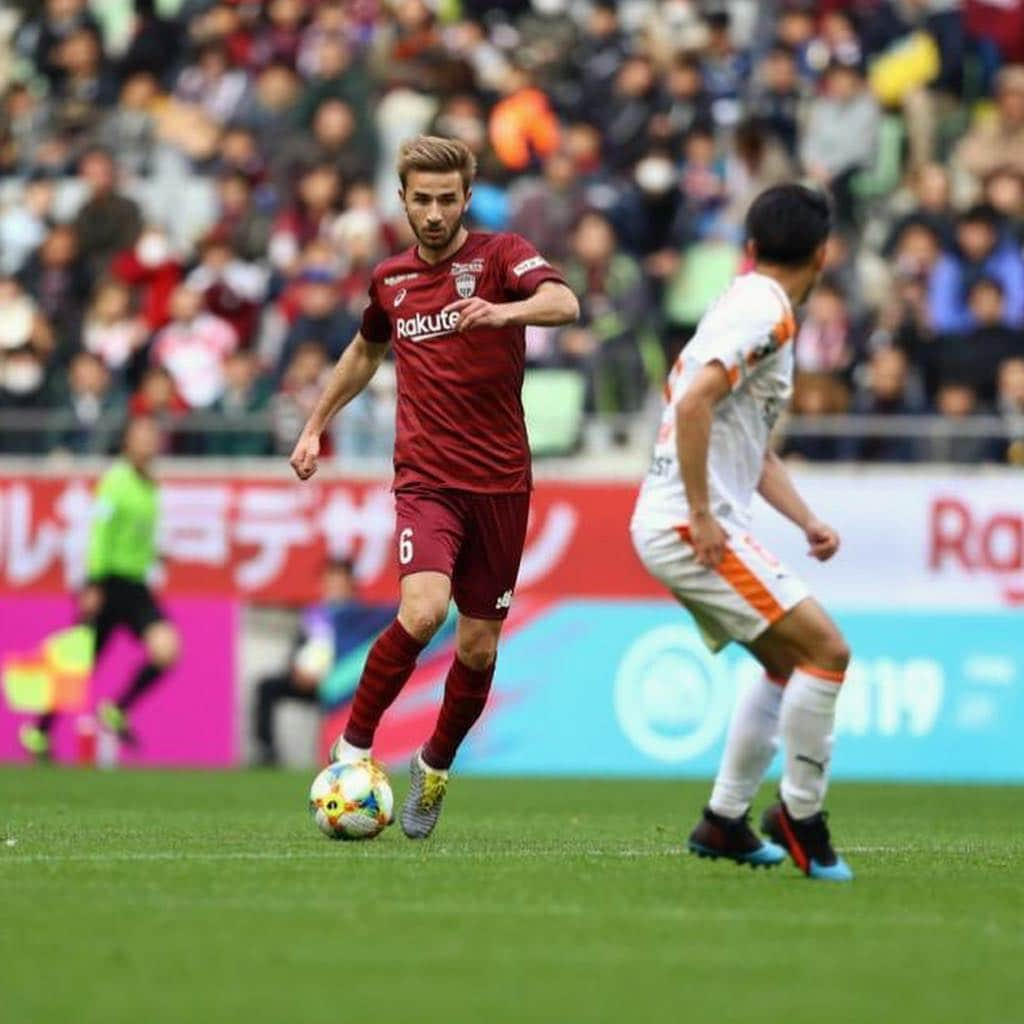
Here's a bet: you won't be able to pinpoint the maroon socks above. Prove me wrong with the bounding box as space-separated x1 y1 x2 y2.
343 619 426 749
422 657 495 770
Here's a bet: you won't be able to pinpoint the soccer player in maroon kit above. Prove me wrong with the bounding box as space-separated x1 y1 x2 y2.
290 136 579 838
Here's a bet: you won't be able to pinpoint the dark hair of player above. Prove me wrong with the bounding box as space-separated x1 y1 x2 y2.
119 414 160 457
745 184 832 267
397 136 478 194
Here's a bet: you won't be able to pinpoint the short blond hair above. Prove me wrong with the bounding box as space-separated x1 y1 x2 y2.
397 135 477 193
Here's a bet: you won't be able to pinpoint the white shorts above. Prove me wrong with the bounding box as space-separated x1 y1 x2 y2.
631 520 810 652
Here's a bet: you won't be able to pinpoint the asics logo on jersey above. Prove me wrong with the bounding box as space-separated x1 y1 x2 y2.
394 288 407 307
396 309 461 342
495 589 513 610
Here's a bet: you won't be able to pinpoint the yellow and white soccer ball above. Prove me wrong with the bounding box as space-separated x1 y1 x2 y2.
308 760 394 841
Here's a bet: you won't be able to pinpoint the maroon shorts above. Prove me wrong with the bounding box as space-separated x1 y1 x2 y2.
393 488 530 620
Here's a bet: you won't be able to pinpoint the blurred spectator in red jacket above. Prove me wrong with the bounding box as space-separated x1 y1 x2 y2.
110 225 183 333
186 234 268 348
268 163 341 274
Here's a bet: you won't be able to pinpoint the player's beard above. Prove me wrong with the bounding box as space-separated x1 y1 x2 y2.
410 211 465 254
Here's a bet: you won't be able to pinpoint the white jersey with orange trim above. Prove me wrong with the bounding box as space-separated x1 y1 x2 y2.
631 272 796 532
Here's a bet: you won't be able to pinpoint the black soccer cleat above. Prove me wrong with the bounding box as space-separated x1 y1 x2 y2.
687 806 786 868
761 802 853 881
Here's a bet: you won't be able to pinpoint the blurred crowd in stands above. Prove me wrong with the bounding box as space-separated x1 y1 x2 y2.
2 0 1024 462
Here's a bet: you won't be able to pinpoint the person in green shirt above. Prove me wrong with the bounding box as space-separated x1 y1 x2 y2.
20 417 180 759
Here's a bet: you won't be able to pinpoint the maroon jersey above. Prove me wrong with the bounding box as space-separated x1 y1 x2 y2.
360 231 567 493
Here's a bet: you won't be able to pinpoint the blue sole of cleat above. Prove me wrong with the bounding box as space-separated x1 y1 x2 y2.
807 858 854 882
687 841 784 869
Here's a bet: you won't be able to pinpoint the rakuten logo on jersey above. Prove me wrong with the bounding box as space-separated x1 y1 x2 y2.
395 309 460 342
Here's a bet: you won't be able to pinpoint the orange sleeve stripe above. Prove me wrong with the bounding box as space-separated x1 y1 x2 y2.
797 664 846 684
771 312 796 346
674 526 786 623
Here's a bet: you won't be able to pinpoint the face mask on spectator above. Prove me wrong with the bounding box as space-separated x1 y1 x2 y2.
137 231 172 267
0 296 35 351
533 0 568 14
635 157 676 195
1 354 43 394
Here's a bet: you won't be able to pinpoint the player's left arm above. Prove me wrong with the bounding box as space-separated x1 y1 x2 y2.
445 281 580 331
757 451 840 562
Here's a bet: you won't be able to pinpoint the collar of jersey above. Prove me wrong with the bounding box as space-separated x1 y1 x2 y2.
751 272 794 319
411 230 481 270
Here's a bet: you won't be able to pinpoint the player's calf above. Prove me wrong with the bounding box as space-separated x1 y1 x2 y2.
18 724 51 762
98 700 140 747
688 806 786 868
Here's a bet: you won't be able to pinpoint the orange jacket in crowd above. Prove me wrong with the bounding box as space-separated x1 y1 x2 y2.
489 87 561 171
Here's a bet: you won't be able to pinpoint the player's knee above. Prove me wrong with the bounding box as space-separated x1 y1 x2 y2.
399 603 446 643
147 624 179 668
456 638 497 673
807 632 850 674
832 638 852 672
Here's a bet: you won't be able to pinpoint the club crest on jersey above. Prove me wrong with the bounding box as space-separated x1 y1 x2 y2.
455 273 476 298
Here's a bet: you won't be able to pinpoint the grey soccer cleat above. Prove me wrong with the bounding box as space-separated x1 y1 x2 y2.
400 749 449 839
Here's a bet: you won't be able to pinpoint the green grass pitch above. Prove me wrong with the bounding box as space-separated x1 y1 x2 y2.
1 768 1021 1024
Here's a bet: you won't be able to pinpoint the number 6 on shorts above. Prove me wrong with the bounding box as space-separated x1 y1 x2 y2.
398 527 414 566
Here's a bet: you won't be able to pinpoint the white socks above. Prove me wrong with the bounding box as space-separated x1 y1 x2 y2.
333 737 371 764
709 674 785 818
708 667 845 821
418 751 449 778
780 667 843 820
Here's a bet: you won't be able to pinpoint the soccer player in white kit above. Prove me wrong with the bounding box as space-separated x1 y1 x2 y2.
631 185 853 881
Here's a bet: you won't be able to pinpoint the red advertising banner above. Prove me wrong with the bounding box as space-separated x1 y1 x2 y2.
0 474 659 603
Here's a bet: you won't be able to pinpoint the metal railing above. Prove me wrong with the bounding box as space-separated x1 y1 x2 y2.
1 409 1022 462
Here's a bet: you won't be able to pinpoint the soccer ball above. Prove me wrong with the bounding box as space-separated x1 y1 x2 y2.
308 760 394 841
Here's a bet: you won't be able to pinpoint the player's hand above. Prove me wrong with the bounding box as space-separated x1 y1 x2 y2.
690 511 727 569
444 297 510 332
79 584 103 622
290 429 320 481
291 668 320 693
805 518 840 561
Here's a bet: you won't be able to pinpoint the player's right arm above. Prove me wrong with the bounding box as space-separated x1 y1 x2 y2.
675 362 731 568
290 331 390 480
